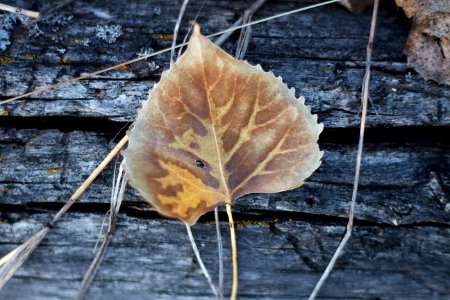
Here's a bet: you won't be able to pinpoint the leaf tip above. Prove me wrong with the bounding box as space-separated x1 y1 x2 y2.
192 22 201 36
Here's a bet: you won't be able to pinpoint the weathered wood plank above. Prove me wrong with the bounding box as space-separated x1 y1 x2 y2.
1 59 449 127
2 0 410 64
1 128 448 226
0 212 449 299
1 0 449 127
0 0 449 299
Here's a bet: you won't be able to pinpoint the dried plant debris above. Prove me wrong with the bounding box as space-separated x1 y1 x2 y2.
339 0 374 14
123 25 323 225
396 0 450 85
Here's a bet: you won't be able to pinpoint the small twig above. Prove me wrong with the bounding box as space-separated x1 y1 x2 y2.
226 204 238 300
0 3 39 18
0 136 128 288
184 222 220 299
171 0 190 66
0 0 340 106
308 1 380 299
214 208 224 299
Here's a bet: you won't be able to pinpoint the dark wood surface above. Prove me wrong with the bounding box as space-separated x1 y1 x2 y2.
0 0 449 299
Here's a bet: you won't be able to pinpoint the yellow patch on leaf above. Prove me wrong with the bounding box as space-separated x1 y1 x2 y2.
124 25 323 225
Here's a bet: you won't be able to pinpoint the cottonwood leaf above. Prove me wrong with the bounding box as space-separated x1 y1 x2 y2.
396 0 450 85
123 25 323 225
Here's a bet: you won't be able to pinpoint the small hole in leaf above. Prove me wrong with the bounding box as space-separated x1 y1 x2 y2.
196 160 205 169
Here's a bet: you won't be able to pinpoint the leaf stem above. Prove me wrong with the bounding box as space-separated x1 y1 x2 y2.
226 204 238 300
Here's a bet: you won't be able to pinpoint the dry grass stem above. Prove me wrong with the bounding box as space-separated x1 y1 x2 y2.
0 3 39 18
184 222 220 299
234 0 267 59
171 0 189 65
308 0 380 298
76 160 128 299
214 208 224 299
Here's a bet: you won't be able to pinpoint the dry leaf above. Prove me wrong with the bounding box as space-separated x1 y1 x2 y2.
339 0 374 14
123 25 323 225
396 0 450 85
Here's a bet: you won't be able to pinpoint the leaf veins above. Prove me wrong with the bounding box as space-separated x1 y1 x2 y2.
123 25 323 225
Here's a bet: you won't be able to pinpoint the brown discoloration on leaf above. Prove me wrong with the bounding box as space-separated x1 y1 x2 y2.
396 0 450 85
395 0 448 18
404 24 450 85
124 25 323 225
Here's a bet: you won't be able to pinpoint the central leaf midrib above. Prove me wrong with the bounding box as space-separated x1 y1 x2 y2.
198 43 231 201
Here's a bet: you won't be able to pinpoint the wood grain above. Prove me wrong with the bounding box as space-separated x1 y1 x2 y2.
0 0 449 299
